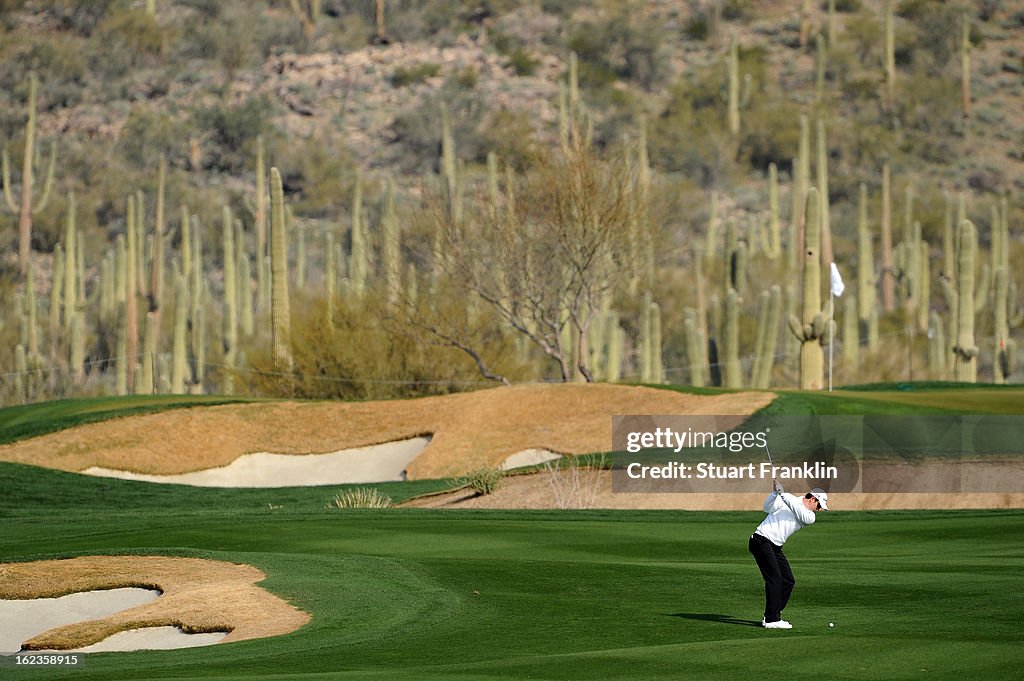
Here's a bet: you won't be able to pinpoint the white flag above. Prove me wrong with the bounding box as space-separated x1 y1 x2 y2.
830 262 845 297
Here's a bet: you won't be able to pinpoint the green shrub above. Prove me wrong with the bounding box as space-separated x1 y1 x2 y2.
461 467 504 496
389 62 441 87
507 46 539 76
451 65 478 89
192 95 273 173
330 488 393 509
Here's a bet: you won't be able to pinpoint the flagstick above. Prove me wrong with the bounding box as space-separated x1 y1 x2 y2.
828 289 834 392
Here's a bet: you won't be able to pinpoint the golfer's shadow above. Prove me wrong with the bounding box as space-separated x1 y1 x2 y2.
666 613 762 627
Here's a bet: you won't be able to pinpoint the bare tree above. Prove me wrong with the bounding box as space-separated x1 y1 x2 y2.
433 135 638 382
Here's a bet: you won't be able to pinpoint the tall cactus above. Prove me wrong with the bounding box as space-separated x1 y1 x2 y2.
952 219 978 382
765 163 781 259
350 172 368 296
49 243 64 347
650 300 663 384
25 257 39 358
140 313 156 394
255 135 268 310
928 310 946 379
790 115 810 266
751 285 781 389
683 309 704 387
842 293 858 370
723 288 742 388
727 36 740 136
125 195 139 392
270 167 293 371
816 119 832 267
787 187 828 390
880 163 895 311
382 178 401 305
2 72 57 274
222 205 238 361
148 157 167 358
325 231 336 325
960 12 971 129
61 193 77 330
994 268 1016 384
856 183 876 329
14 344 27 403
70 310 84 385
171 273 189 394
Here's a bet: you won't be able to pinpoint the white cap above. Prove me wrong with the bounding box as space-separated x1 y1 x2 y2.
810 488 829 511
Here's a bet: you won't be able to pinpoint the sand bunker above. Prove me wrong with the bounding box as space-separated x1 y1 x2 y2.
0 557 309 651
0 587 159 654
0 384 775 480
500 449 563 471
60 626 228 652
83 437 429 487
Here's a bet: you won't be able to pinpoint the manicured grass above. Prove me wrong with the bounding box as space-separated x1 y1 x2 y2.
1 387 1022 680
1 473 1021 681
0 395 256 445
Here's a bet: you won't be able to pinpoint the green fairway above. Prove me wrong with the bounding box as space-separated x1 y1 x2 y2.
1 387 1023 680
2 464 1023 680
0 395 256 445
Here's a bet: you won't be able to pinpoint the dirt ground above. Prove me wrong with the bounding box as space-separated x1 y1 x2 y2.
0 384 774 479
0 556 310 651
403 468 1024 510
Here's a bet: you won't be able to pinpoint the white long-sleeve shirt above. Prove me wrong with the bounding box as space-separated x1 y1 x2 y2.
754 491 816 546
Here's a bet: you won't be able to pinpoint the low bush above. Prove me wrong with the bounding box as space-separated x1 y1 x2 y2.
330 487 393 509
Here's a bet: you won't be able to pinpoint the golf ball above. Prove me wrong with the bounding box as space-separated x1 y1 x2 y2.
829 622 834 627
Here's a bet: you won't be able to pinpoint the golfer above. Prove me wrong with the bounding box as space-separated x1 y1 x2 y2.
748 480 828 629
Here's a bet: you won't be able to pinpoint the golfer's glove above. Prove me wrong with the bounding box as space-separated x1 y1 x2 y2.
773 480 784 494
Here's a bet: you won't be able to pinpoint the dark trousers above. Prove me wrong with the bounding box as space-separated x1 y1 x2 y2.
748 533 795 623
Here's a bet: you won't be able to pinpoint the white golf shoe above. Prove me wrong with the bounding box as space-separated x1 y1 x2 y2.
763 619 793 629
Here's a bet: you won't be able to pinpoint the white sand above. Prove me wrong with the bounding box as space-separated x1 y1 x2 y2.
62 626 228 653
0 588 159 654
82 437 430 488
500 449 563 471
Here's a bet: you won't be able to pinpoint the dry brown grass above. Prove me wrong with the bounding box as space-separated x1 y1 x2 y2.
0 556 310 651
0 384 775 479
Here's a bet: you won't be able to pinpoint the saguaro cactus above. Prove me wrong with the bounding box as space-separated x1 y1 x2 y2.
2 72 57 274
350 173 368 296
816 119 832 267
880 163 895 312
727 36 740 136
790 115 810 267
172 273 189 394
49 243 64 344
960 12 971 129
994 268 1016 384
952 220 978 382
723 288 742 388
856 183 876 336
255 135 268 310
751 285 782 389
787 188 829 390
382 178 401 305
222 205 238 360
270 167 293 371
125 196 139 392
